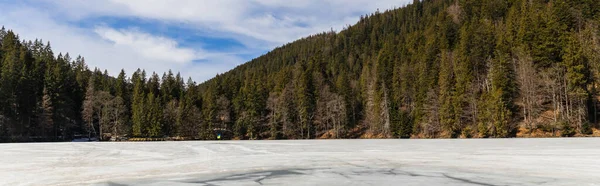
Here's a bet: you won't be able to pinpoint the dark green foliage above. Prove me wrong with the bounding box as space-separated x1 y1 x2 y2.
194 0 600 139
145 92 162 137
560 121 576 137
1 0 600 141
581 121 593 135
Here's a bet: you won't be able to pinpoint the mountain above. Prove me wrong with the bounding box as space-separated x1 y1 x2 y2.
1 0 599 142
196 0 600 139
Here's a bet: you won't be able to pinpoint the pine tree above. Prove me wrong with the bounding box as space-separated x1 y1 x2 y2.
0 31 22 127
131 69 146 137
296 65 315 139
16 40 36 135
563 33 591 133
438 51 458 137
177 78 201 137
147 72 160 97
102 70 112 93
489 51 517 137
0 0 598 140
115 69 127 99
145 92 162 137
160 70 177 104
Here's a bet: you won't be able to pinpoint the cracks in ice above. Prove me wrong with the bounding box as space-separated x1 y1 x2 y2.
100 159 529 186
101 168 537 186
254 170 304 185
186 169 306 185
442 173 507 186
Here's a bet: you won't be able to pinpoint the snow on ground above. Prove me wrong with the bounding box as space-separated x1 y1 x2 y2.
1 138 599 186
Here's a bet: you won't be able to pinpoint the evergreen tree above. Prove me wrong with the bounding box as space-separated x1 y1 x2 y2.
0 31 22 129
295 64 315 139
489 52 517 137
145 92 162 137
131 69 146 137
1 0 599 141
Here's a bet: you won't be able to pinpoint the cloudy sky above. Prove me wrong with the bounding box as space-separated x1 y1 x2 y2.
0 0 410 82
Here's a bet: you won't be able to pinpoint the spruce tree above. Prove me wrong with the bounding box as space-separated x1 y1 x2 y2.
145 92 162 137
131 69 146 137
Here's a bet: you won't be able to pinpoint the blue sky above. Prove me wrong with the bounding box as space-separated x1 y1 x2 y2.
0 0 410 82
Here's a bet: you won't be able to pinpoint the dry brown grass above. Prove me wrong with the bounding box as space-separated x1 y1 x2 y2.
318 130 335 139
516 127 558 138
593 128 600 137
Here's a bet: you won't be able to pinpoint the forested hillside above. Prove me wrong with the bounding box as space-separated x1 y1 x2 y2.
1 0 599 142
198 0 600 139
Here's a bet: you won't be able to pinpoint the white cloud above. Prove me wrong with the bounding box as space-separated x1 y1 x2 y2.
46 0 410 48
0 0 411 82
0 2 243 82
94 27 199 64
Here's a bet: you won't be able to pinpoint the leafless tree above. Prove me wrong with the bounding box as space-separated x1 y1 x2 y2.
163 100 179 136
266 92 280 139
422 88 441 138
82 79 95 139
96 91 112 140
216 96 231 129
328 94 346 138
39 87 54 137
515 48 542 132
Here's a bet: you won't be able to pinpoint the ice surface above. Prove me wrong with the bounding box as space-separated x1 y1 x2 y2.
1 138 599 186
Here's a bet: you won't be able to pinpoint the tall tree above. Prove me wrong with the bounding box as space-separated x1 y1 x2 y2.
82 77 95 139
39 87 54 137
131 69 146 137
145 92 163 137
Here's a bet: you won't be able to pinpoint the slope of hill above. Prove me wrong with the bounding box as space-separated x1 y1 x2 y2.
197 0 600 139
0 0 599 141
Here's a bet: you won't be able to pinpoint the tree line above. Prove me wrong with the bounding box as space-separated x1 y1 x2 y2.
199 0 600 139
0 27 204 141
1 0 599 141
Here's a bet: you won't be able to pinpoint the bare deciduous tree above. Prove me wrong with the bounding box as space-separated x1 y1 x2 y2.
515 48 542 132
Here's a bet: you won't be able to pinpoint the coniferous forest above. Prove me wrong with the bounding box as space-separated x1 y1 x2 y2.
1 0 600 142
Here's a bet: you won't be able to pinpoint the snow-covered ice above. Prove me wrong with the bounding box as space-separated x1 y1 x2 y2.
1 138 599 185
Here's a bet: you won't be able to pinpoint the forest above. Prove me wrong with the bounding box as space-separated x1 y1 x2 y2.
1 0 599 142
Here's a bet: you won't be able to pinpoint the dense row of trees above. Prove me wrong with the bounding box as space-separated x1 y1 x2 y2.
199 0 600 139
0 26 207 141
1 0 599 141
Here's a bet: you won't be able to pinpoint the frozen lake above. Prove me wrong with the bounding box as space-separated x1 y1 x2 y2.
1 138 599 186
